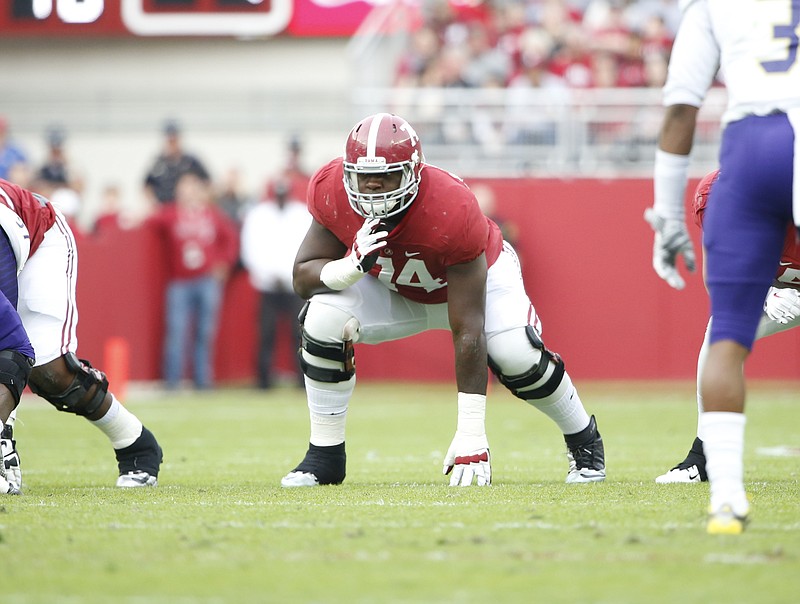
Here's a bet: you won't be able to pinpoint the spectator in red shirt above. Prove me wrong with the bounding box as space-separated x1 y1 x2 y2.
148 172 239 390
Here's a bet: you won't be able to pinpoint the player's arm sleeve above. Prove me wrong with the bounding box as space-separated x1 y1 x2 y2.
662 1 720 108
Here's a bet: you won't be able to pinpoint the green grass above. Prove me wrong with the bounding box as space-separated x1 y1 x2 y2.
4 381 799 603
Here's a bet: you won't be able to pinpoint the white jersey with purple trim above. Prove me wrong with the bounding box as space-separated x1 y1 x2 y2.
665 0 800 125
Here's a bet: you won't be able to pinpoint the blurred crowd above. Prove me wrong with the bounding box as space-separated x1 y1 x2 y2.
0 115 312 392
0 1 684 389
0 116 307 238
397 0 681 90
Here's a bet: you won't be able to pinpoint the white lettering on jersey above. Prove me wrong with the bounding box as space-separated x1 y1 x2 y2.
707 0 800 122
375 256 446 294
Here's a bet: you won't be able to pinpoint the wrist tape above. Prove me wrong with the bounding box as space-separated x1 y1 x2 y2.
654 149 690 220
320 255 364 291
457 392 486 437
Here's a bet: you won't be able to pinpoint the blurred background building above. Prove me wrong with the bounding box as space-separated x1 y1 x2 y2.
0 0 723 231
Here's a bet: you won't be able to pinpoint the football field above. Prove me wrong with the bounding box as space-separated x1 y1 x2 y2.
4 381 798 603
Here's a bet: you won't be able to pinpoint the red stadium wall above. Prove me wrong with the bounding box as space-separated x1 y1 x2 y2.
74 178 800 385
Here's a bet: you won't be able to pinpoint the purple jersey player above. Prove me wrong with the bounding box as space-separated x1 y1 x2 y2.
644 0 800 534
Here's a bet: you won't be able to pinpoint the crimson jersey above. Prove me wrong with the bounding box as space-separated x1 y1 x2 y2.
308 159 503 304
693 169 800 288
147 203 240 281
0 178 56 257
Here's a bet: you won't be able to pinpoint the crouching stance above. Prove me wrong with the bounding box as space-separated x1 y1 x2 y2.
281 113 604 487
0 178 162 491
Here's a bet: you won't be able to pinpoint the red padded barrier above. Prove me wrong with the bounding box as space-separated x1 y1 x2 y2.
74 179 800 384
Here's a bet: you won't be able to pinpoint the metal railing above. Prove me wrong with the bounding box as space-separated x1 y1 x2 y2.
351 86 727 178
3 82 726 180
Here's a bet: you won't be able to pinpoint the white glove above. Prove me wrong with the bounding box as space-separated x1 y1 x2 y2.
644 207 696 290
351 217 388 273
764 287 800 324
443 393 491 487
320 218 388 290
0 431 20 495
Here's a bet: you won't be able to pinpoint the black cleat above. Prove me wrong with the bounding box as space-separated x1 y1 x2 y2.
655 437 707 483
114 426 163 487
564 415 606 483
281 442 346 487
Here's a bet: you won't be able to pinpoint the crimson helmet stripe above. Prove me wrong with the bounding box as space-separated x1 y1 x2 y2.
366 113 391 159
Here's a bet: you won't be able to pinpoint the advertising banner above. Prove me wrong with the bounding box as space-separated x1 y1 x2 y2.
1 0 378 37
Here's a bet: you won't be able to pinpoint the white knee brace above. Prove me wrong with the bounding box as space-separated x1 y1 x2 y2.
487 326 568 402
301 302 361 416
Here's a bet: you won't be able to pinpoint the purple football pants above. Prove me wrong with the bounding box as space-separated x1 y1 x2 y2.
704 112 797 349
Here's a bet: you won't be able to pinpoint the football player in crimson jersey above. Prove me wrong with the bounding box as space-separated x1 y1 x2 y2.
657 169 800 484
0 178 163 492
281 113 606 488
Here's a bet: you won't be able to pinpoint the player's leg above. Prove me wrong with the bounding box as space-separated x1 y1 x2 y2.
18 210 163 487
27 354 162 486
280 300 356 487
657 309 800 484
484 243 604 483
656 318 712 483
0 348 32 494
281 278 441 487
701 113 794 533
0 408 22 493
700 340 750 534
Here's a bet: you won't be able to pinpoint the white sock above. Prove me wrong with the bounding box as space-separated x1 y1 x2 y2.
309 411 347 446
306 376 353 447
528 373 591 435
700 412 748 515
695 319 711 439
695 395 705 440
90 395 143 450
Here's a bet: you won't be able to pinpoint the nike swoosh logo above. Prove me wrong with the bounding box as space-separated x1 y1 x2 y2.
779 262 792 266
688 470 699 480
405 251 420 257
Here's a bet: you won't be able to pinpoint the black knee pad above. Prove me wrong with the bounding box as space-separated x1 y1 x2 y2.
298 329 355 383
30 353 109 417
488 325 565 401
0 350 34 408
